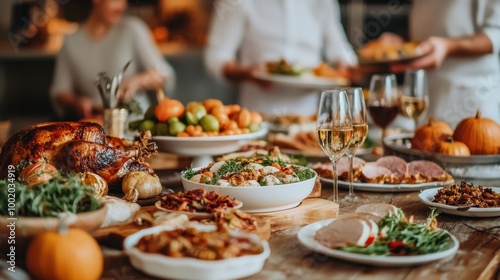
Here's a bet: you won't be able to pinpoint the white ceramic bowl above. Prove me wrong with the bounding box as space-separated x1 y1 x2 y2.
124 224 270 280
181 167 317 213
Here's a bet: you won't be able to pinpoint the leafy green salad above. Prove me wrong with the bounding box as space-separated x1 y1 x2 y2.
183 157 316 187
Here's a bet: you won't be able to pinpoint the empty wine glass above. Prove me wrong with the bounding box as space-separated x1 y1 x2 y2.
367 74 399 144
400 69 429 130
316 90 353 202
341 88 368 202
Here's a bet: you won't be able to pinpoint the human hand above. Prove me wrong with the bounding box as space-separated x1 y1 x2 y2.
390 37 450 72
118 76 142 102
73 96 93 119
247 64 273 90
224 61 272 90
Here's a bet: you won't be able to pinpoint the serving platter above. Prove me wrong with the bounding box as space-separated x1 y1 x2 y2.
152 125 268 156
383 133 500 185
319 177 454 192
152 125 268 166
358 50 429 65
297 219 459 267
418 187 500 217
383 133 500 165
253 71 350 89
154 200 243 220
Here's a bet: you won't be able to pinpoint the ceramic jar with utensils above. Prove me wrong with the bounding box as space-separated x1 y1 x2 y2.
97 60 132 138
103 108 128 138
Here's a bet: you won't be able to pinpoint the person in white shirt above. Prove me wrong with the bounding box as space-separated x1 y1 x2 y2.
204 0 357 116
51 0 175 120
389 0 500 128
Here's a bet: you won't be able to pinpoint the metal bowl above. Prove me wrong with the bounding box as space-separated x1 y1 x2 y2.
383 133 500 184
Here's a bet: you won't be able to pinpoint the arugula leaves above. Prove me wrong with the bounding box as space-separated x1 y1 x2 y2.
339 208 453 256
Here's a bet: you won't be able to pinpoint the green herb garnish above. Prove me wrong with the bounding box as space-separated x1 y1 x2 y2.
0 174 101 217
261 156 287 167
182 168 197 180
339 208 452 256
209 160 244 184
295 167 316 181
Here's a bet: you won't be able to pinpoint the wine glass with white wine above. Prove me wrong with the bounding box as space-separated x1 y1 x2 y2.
316 90 353 203
342 87 368 202
400 69 429 130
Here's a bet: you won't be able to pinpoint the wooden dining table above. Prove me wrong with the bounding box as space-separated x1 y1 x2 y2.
99 167 500 280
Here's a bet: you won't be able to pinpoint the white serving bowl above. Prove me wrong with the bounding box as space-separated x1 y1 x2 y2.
124 224 270 280
181 167 317 213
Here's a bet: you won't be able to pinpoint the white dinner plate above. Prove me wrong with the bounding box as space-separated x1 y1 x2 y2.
253 71 350 90
319 177 454 192
152 125 268 156
418 187 500 217
297 219 459 267
154 200 243 220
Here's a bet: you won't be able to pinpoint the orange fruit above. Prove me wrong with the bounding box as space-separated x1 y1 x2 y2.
155 99 185 122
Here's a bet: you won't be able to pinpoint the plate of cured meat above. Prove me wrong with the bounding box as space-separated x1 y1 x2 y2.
312 156 454 192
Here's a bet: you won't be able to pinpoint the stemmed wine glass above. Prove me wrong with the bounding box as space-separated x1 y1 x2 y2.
316 90 353 203
399 69 429 130
367 74 399 144
342 88 368 202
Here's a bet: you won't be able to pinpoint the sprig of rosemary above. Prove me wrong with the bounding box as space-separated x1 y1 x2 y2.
0 174 101 217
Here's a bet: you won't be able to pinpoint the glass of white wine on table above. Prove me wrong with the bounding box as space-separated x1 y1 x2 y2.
316 90 353 203
399 69 429 130
367 74 399 144
341 88 368 202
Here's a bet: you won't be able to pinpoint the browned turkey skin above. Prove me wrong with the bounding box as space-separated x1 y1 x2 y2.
0 122 157 186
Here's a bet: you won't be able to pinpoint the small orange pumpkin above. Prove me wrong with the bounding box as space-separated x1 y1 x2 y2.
155 98 185 122
453 110 500 154
18 162 58 187
411 117 453 152
436 137 470 156
26 216 104 280
79 172 108 197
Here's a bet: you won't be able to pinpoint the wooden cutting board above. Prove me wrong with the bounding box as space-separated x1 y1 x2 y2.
93 198 337 249
93 206 271 250
253 198 339 232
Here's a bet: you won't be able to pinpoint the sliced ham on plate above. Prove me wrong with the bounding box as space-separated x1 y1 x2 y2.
314 203 400 249
355 203 398 217
407 160 448 183
361 162 391 184
337 156 366 180
337 213 380 238
314 218 371 248
375 156 408 184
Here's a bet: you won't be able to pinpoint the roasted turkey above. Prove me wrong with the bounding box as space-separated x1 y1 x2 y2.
0 122 157 186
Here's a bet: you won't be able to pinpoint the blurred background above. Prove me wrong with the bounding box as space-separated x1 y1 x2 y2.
0 0 411 129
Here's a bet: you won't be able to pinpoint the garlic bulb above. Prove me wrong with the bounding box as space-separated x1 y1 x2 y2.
122 171 162 199
100 196 141 227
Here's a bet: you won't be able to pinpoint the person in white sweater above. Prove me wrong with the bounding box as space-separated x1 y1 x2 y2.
50 0 175 120
204 0 357 116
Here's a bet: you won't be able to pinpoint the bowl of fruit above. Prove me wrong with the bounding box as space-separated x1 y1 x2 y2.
129 98 268 157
